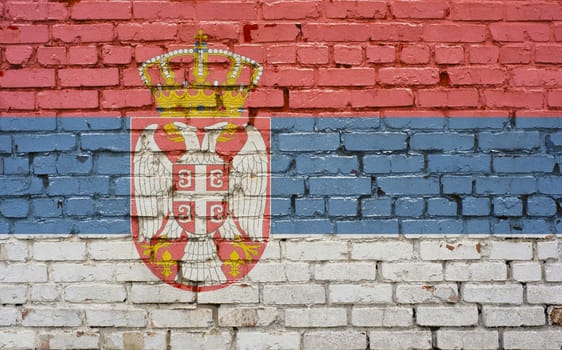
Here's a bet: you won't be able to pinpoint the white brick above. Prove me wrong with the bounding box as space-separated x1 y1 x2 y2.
329 284 392 304
197 284 259 304
369 331 432 350
33 241 86 261
285 262 311 282
104 332 167 350
46 331 100 350
0 284 27 304
0 263 47 282
314 262 376 281
30 284 59 302
263 284 325 305
130 284 195 303
218 307 278 327
436 330 499 350
303 330 367 350
489 241 532 260
150 309 213 328
512 262 542 282
235 331 300 350
285 240 347 260
22 308 82 327
420 241 481 260
381 262 442 282
64 284 126 303
285 307 347 327
445 262 507 281
416 305 478 326
86 308 147 327
395 283 459 304
483 306 545 327
89 240 139 260
463 283 523 304
0 307 18 326
246 262 311 282
260 240 281 260
537 241 559 260
503 330 562 349
351 307 413 327
114 262 160 282
0 240 28 261
527 285 562 304
351 241 413 261
0 330 35 349
51 263 114 282
171 331 232 350
545 263 562 281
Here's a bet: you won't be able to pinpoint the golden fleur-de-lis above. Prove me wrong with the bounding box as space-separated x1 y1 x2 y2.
223 250 243 277
156 250 174 277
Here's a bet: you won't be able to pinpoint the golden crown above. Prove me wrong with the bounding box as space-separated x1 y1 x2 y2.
138 30 263 118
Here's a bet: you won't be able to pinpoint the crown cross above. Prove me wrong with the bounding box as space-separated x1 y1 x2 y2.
138 30 263 118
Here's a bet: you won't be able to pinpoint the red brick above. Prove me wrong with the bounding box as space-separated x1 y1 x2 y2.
59 68 119 87
434 45 464 65
547 91 562 108
318 68 375 87
449 110 509 117
0 69 55 88
71 1 131 20
351 89 414 107
556 24 562 41
499 45 531 64
0 24 48 44
102 45 132 65
178 22 240 41
391 0 449 19
297 45 329 65
536 45 562 64
289 90 351 109
262 1 320 19
469 45 499 64
260 68 315 87
448 67 506 85
134 46 165 63
38 90 99 109
246 88 284 108
5 45 33 65
371 23 423 42
37 47 67 66
505 2 562 21
366 46 396 63
117 23 177 41
333 45 363 65
400 45 430 64
451 1 503 21
195 2 257 20
512 68 562 87
424 24 486 42
53 24 114 43
266 46 297 64
326 1 386 19
303 24 372 42
102 89 153 109
7 2 67 20
234 45 265 63
490 23 550 42
133 1 195 19
68 46 98 65
483 90 544 109
0 91 35 111
123 68 146 87
378 68 439 85
242 24 299 43
418 89 479 108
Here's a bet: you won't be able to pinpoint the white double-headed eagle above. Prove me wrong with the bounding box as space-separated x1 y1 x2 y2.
133 121 268 286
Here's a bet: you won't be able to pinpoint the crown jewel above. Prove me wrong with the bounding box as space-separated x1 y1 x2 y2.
139 30 263 118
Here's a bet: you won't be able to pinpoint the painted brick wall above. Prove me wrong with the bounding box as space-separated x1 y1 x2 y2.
1 1 562 349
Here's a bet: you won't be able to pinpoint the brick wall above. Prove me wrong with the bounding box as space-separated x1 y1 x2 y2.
1 1 562 349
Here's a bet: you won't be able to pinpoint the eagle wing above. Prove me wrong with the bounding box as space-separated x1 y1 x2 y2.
229 125 268 241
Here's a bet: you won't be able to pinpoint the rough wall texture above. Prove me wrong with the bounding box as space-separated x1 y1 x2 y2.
1 0 562 349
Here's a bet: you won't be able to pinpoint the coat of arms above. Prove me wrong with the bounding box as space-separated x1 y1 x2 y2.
131 31 269 291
